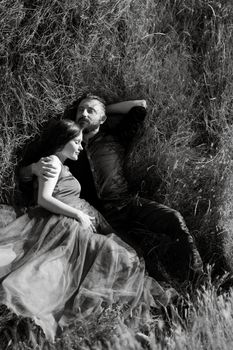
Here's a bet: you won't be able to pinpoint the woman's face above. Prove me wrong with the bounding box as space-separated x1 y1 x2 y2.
61 133 83 161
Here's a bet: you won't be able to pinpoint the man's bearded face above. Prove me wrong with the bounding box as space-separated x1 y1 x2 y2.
75 98 106 132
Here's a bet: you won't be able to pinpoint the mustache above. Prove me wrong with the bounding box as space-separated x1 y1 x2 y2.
78 117 90 124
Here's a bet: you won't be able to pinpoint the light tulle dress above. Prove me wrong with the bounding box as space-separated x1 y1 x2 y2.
0 164 171 341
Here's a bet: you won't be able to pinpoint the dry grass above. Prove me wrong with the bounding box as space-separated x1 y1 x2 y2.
1 273 233 349
1 0 233 348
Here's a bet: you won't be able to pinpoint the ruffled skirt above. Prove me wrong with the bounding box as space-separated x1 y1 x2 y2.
0 204 170 341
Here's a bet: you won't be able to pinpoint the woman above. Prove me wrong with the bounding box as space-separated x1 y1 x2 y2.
0 119 173 342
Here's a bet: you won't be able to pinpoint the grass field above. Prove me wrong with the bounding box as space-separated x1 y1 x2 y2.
1 0 233 348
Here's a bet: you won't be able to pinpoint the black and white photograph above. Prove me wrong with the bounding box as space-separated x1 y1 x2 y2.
0 0 232 349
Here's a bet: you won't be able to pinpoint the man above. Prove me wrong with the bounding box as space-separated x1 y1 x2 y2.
19 94 203 285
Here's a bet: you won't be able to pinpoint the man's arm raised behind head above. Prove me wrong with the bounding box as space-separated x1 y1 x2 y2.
106 100 147 114
104 98 148 146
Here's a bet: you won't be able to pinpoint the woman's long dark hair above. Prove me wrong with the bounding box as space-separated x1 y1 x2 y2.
36 119 82 160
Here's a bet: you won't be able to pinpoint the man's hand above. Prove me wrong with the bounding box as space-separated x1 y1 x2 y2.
32 156 59 179
133 100 147 109
83 126 100 142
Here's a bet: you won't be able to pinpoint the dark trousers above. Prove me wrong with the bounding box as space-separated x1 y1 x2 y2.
103 196 203 283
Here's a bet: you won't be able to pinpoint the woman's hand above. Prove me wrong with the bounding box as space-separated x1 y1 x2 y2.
76 210 96 232
32 156 59 179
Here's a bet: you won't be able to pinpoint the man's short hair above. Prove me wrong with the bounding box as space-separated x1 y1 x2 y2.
79 94 106 107
63 94 106 121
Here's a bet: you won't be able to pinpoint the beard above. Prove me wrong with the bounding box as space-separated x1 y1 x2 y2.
77 117 90 128
83 125 100 135
78 119 101 134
